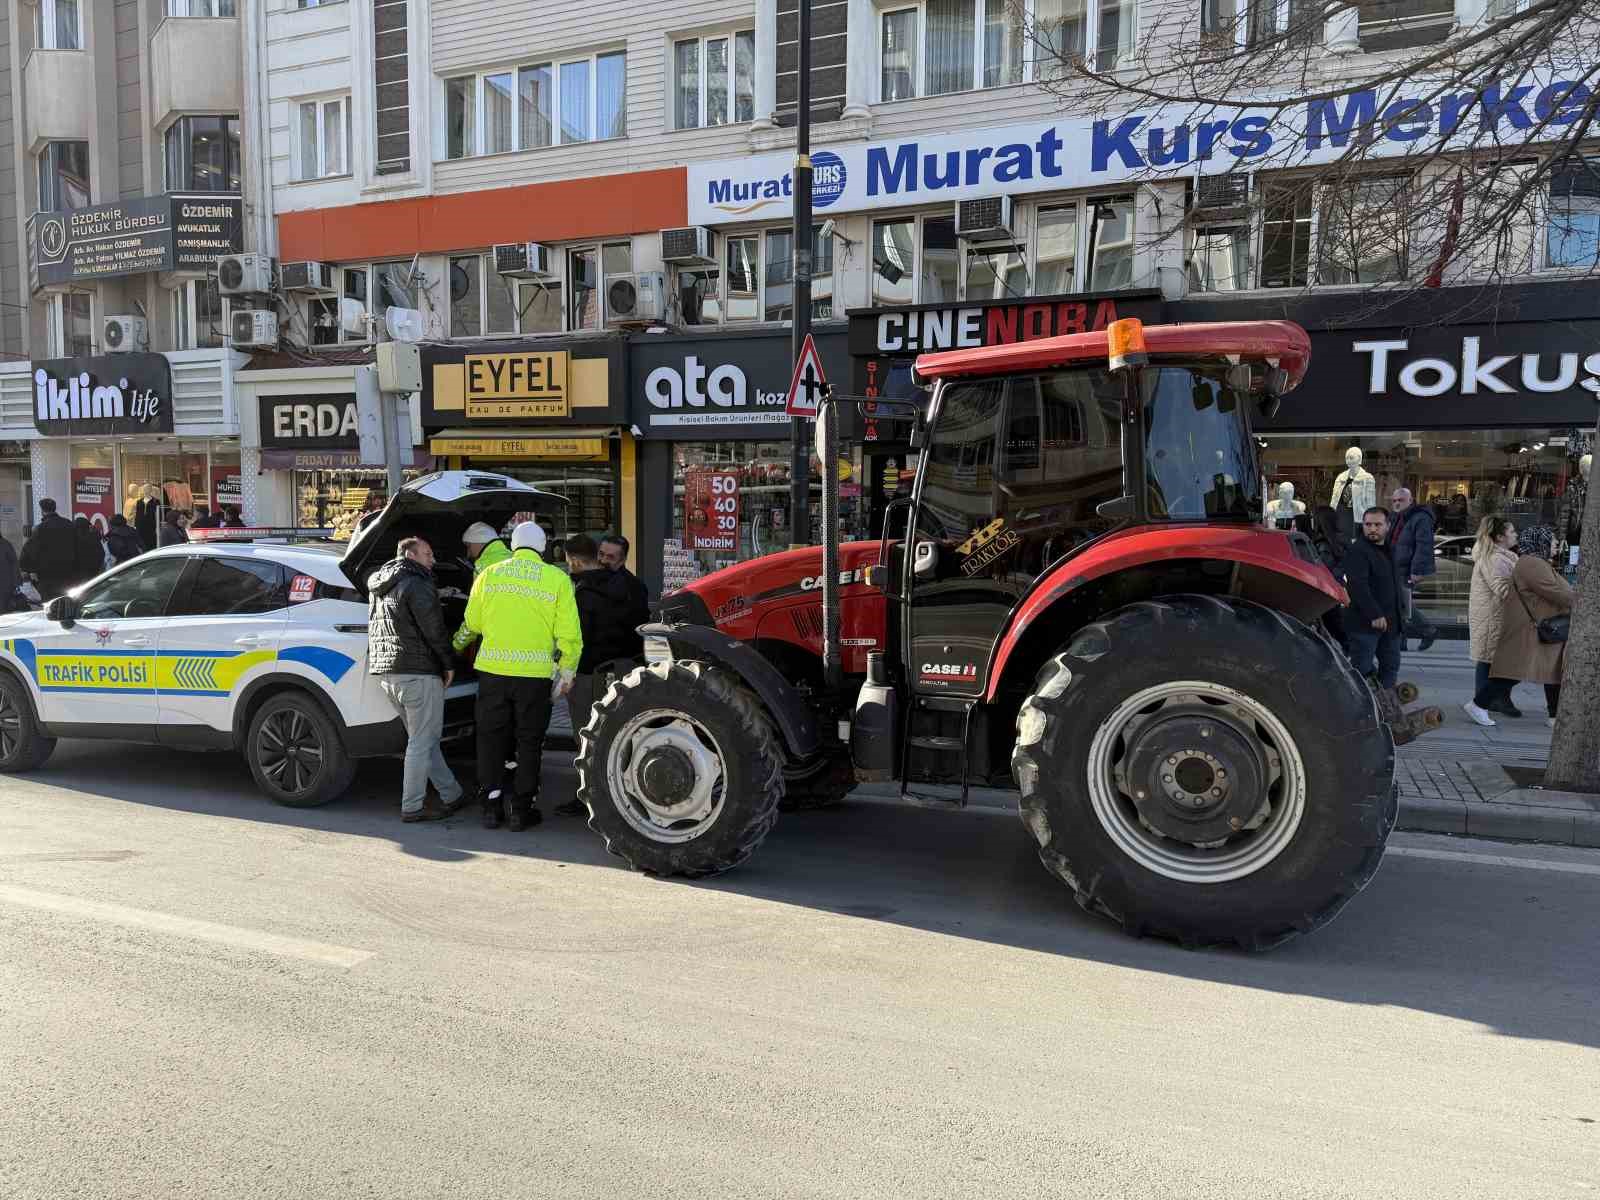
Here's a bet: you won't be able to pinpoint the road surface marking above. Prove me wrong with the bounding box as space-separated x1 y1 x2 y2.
1387 845 1600 877
0 883 374 968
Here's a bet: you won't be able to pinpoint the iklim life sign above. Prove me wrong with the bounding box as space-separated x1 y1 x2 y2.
463 351 571 420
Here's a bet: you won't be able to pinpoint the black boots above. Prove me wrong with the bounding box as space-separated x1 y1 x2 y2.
479 786 502 829
507 794 542 832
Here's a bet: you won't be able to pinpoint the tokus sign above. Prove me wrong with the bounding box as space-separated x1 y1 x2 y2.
687 67 1597 225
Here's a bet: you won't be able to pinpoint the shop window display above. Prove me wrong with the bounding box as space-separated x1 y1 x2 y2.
296 468 426 540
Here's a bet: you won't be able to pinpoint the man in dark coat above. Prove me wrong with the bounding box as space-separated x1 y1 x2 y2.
0 531 19 611
20 499 83 600
598 533 650 658
367 536 462 822
1343 506 1405 689
72 516 106 582
105 514 144 564
190 505 220 529
554 535 644 816
1389 487 1438 651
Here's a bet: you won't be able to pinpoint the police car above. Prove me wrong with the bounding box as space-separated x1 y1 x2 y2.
0 472 564 807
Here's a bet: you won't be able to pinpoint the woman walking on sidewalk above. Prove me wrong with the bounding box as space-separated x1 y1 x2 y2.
1491 525 1573 728
1463 516 1518 727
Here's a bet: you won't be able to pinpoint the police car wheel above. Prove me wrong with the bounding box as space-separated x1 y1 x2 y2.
576 661 784 878
246 692 356 808
0 672 55 773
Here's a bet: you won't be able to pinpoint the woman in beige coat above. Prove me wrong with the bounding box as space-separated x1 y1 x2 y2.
1462 516 1518 727
1491 525 1573 726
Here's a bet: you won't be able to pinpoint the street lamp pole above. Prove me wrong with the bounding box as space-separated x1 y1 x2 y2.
787 0 813 549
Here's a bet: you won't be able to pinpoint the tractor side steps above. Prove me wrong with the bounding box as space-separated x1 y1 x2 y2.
900 698 975 808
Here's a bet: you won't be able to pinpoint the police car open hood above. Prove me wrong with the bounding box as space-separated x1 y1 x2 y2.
340 470 568 599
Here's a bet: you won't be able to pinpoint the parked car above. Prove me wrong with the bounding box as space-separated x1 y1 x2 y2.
0 472 564 806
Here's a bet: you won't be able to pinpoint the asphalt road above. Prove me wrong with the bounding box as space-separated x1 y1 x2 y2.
2 742 1598 1200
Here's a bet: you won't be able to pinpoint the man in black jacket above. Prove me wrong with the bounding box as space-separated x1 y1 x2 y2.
105 514 144 564
1343 507 1405 689
368 536 463 822
599 533 651 649
554 535 644 816
1388 487 1438 652
20 499 82 600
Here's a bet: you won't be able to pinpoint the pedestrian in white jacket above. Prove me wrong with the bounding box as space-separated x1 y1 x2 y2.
1462 516 1518 727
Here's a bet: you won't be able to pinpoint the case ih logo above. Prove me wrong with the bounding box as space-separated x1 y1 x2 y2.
920 662 978 680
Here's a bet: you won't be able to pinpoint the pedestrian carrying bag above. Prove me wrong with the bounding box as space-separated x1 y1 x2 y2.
1513 582 1570 644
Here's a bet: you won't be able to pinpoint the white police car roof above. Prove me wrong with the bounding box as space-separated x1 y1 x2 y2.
144 541 356 589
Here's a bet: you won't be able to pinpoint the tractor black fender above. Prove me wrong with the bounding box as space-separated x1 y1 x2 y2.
641 622 821 759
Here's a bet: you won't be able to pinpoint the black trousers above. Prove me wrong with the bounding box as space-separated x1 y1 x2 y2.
475 673 553 800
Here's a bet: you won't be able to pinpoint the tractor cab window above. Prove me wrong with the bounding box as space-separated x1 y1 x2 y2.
1140 365 1261 521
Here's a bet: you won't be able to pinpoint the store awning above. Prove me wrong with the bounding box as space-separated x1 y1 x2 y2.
427 427 618 461
261 447 423 470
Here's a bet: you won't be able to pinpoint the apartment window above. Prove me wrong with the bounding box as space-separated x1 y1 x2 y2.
447 50 625 159
298 97 351 179
1188 226 1250 292
46 292 94 357
1200 0 1318 45
295 1 339 7
1545 157 1600 269
1038 0 1136 73
164 116 241 192
1181 178 1314 293
1259 181 1311 288
1034 205 1078 293
1319 175 1410 284
165 1 237 15
307 263 414 346
680 227 834 325
674 31 755 128
881 0 1018 99
1358 0 1453 51
37 141 90 212
172 279 224 350
449 254 517 337
35 0 81 49
565 242 632 330
516 280 562 334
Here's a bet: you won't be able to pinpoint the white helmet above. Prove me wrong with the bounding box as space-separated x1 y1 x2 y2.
462 521 499 546
511 521 547 553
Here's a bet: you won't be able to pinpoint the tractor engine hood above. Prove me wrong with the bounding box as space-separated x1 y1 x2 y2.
660 540 886 631
340 470 568 599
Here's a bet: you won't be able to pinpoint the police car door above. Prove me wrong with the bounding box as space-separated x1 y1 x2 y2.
27 555 189 730
155 556 290 738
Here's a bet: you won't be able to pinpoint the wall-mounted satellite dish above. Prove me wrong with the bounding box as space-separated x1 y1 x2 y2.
385 306 425 343
339 298 369 335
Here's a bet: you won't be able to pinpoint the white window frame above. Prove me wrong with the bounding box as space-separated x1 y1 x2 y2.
672 29 756 130
1540 156 1600 272
444 47 627 160
35 0 83 50
303 262 416 346
563 241 634 330
675 224 837 326
295 0 345 9
876 0 1135 102
170 278 225 350
45 291 94 357
165 0 237 16
296 95 352 181
447 252 522 338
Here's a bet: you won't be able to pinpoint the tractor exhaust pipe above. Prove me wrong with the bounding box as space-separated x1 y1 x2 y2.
819 397 843 692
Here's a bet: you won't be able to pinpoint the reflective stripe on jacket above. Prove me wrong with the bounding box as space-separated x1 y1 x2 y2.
453 548 581 678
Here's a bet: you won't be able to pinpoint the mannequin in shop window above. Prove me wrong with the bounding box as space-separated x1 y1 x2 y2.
1328 447 1376 539
1265 481 1306 529
134 484 161 551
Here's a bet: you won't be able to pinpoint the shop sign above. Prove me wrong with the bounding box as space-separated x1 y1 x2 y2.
30 194 244 286
259 448 421 470
464 351 570 419
259 394 360 450
427 435 608 460
847 291 1165 356
632 332 851 436
31 353 174 436
688 66 1595 225
71 468 115 532
684 467 741 552
211 465 243 509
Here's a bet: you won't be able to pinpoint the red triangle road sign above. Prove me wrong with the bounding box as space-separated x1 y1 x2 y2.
785 332 829 418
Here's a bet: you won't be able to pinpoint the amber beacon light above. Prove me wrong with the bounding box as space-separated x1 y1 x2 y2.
1107 317 1149 373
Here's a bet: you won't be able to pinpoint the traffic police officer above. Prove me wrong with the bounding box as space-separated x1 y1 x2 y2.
455 521 581 831
461 521 512 575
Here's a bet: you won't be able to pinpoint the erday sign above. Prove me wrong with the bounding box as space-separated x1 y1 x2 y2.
688 67 1597 225
31 353 173 436
259 394 361 449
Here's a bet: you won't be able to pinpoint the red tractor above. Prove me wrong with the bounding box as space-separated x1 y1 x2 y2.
576 319 1406 950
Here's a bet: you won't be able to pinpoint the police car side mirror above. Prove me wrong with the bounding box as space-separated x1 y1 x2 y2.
45 595 79 628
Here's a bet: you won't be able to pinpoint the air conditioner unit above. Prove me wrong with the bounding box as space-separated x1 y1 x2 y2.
101 314 147 352
230 308 279 349
280 261 333 292
660 226 719 266
1195 173 1251 211
955 196 1014 243
217 252 274 296
494 242 555 278
604 271 667 326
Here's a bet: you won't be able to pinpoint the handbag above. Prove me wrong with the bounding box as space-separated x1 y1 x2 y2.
1513 582 1570 644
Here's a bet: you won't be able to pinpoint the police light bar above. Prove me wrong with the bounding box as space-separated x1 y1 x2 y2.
1107 318 1148 373
187 526 337 542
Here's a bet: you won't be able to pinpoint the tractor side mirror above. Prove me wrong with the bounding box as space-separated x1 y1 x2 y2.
913 540 939 580
46 594 79 628
864 564 891 591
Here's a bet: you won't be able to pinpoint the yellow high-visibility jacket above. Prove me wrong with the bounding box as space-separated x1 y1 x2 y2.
453 548 581 679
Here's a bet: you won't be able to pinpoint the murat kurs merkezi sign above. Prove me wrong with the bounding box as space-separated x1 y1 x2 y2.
31 194 243 286
687 67 1596 224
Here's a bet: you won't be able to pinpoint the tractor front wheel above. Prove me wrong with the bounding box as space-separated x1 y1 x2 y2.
575 661 784 878
1012 595 1395 950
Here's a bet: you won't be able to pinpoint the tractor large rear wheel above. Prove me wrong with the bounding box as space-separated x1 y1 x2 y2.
1012 595 1395 951
575 661 784 878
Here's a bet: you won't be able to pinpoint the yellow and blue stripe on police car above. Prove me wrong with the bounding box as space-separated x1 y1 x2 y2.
1 638 354 697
